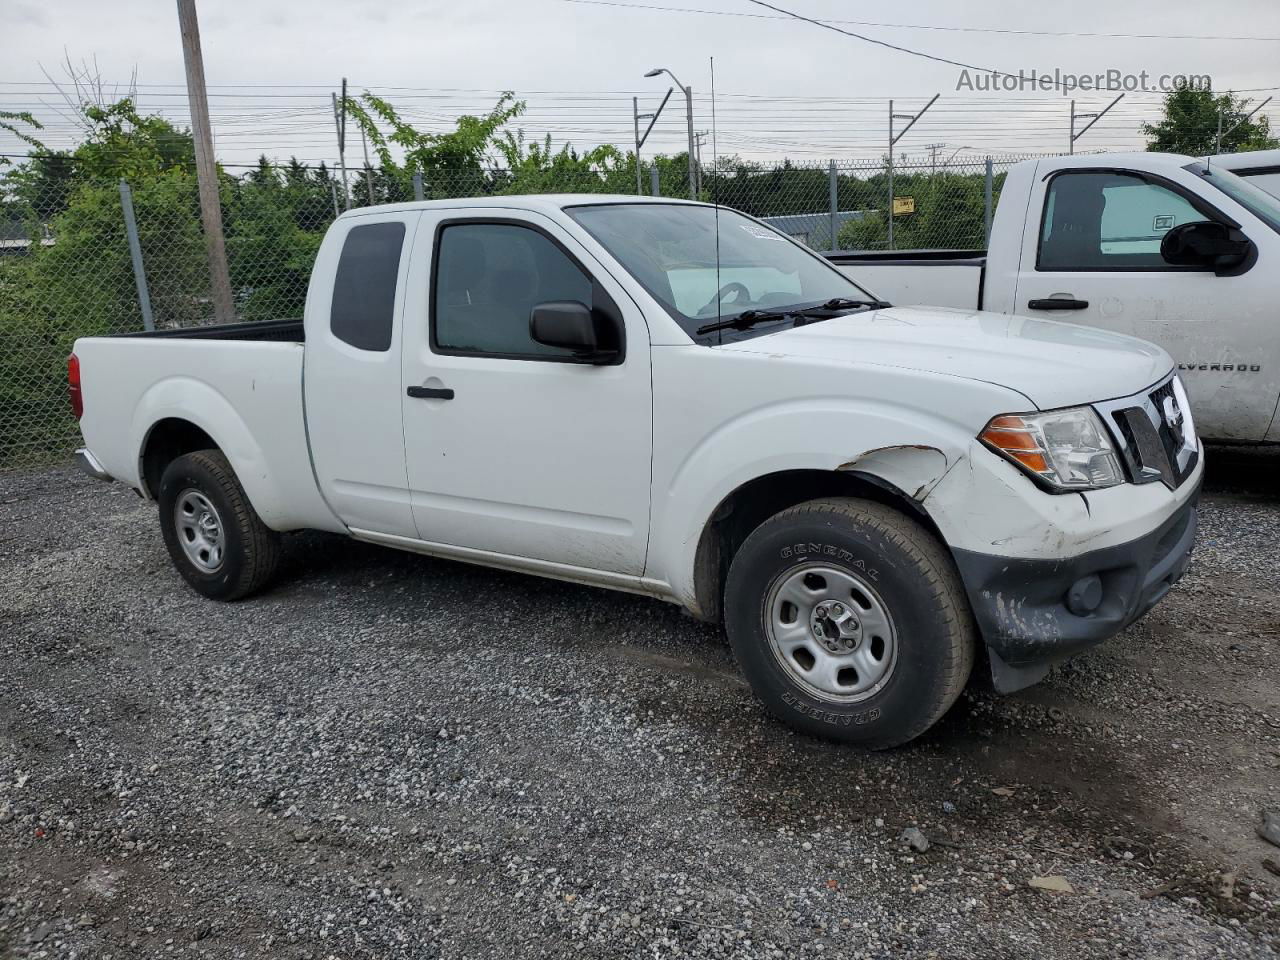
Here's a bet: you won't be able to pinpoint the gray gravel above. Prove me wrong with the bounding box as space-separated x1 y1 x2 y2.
1 452 1278 959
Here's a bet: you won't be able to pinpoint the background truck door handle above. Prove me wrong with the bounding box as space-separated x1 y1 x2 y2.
1027 298 1089 311
406 386 454 400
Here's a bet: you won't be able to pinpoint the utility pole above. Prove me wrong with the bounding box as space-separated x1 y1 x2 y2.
632 97 641 195
694 131 710 195
1069 93 1123 154
926 142 946 175
176 0 235 325
888 94 939 250
360 122 374 205
332 79 350 209
632 88 673 195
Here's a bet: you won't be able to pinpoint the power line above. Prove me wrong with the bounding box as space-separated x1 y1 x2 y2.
564 0 1280 42
742 0 1008 77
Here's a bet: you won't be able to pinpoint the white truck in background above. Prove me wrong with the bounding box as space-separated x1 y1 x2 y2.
71 195 1201 748
827 152 1280 443
1208 148 1280 198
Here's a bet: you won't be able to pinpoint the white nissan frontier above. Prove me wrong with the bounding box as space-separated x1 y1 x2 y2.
70 196 1202 747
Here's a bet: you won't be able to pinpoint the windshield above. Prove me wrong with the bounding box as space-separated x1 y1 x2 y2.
1185 162 1280 235
566 203 877 342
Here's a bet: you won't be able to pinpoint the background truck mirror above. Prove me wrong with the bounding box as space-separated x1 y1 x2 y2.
1159 220 1254 274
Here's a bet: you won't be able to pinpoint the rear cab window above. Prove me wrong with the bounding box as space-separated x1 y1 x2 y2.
331 221 407 351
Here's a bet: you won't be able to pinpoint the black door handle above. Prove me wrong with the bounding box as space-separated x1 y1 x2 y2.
407 386 454 400
1027 298 1089 311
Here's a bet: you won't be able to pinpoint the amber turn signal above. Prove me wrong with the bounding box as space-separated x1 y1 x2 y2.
979 415 1050 474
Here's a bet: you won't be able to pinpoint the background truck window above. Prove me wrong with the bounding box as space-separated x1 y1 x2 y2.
330 221 406 352
1038 172 1202 270
433 222 591 359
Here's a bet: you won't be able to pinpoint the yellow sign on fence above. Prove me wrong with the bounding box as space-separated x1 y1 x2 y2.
892 196 915 215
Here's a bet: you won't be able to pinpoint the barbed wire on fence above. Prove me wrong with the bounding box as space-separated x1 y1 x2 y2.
0 151 1047 469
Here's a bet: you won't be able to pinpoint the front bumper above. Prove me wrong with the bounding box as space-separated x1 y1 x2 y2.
952 478 1200 693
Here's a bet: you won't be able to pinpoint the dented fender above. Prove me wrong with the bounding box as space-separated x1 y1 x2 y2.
837 444 954 501
649 409 978 610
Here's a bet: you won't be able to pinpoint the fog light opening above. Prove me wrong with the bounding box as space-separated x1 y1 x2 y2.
1065 574 1104 616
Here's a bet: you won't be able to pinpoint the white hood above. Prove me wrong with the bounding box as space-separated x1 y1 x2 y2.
720 305 1173 410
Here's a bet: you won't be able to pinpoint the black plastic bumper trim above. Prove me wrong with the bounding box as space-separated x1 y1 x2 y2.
952 482 1200 693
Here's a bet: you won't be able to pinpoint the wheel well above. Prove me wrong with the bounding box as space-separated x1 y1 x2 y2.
691 469 945 624
140 418 218 499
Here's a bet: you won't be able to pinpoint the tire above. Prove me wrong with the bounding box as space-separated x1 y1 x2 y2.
724 497 974 749
157 449 281 601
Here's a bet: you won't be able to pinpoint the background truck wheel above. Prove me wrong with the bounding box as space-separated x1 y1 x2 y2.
724 497 974 749
157 450 281 601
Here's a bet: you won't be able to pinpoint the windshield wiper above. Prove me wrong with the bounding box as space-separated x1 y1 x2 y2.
694 298 891 337
695 309 795 335
788 297 893 328
815 297 892 311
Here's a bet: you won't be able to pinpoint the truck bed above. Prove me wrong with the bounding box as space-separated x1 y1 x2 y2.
72 333 333 532
826 251 987 311
114 318 305 342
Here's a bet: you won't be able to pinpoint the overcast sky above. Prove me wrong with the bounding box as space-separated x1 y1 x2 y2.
3 0 1279 169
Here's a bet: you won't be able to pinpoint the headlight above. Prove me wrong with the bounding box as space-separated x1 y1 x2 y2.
979 406 1124 491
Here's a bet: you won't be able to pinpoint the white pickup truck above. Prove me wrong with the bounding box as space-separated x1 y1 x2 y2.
71 195 1202 747
828 151 1280 442
1208 148 1280 199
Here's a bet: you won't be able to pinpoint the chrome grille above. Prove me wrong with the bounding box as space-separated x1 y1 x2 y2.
1094 375 1198 490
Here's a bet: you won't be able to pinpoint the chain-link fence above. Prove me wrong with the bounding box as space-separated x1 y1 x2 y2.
0 152 1043 470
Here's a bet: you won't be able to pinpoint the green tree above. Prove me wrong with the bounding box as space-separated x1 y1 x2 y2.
0 110 44 165
341 91 526 198
0 101 207 465
837 165 998 251
493 131 633 195
71 99 195 179
1142 88 1278 155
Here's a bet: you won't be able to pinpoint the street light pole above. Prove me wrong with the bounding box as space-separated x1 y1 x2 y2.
646 67 697 199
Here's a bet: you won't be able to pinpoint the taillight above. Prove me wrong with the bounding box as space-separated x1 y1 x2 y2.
68 353 83 420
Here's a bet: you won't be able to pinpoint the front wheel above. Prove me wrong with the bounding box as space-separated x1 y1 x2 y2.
157 450 281 601
724 497 974 749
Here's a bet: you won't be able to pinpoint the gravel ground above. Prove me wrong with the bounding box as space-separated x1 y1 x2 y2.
1 451 1278 959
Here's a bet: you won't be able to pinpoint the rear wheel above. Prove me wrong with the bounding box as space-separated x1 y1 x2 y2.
724 497 974 749
158 450 280 601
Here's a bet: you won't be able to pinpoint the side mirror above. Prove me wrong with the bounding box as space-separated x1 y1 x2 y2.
1160 220 1253 275
530 300 621 363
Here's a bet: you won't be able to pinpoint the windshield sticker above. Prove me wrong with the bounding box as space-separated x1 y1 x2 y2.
738 223 787 241
1153 214 1175 231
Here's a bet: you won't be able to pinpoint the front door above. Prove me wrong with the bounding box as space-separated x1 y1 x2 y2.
1016 166 1279 440
399 211 652 575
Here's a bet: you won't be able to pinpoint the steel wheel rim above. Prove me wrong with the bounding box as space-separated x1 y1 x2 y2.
175 489 225 573
764 562 898 703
